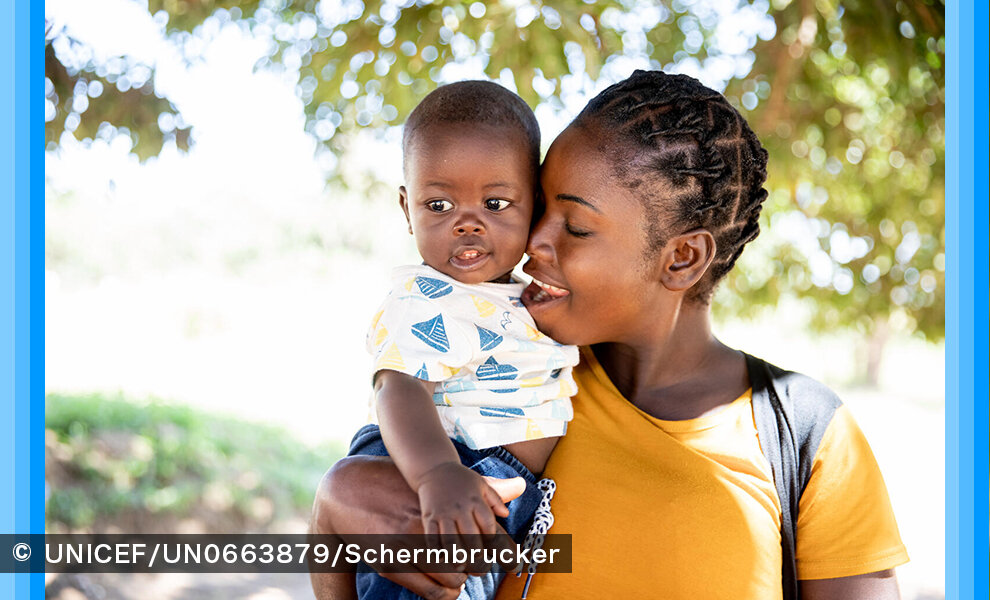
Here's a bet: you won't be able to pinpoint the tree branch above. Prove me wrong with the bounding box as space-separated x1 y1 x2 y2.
757 0 815 134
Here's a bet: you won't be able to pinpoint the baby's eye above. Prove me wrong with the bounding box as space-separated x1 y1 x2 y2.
484 198 510 211
427 199 453 213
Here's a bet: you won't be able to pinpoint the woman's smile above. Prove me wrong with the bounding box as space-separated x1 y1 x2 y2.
531 277 570 296
520 275 571 306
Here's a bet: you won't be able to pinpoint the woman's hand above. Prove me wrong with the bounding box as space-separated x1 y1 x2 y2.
415 461 512 539
310 454 525 600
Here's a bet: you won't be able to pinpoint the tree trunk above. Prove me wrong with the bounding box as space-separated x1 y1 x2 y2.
862 320 889 388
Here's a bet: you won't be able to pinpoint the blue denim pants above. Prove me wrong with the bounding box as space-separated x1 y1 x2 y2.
347 424 544 600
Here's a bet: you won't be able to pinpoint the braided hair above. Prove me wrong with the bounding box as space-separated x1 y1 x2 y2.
574 70 769 303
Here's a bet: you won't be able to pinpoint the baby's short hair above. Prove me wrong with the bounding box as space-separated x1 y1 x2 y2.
402 81 541 174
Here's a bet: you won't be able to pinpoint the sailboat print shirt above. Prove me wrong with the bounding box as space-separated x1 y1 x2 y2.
367 265 580 450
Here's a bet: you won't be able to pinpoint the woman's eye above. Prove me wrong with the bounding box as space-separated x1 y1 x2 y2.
427 199 453 213
565 223 592 238
484 198 510 211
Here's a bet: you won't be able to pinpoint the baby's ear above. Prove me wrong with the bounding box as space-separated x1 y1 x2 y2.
398 187 413 234
658 229 716 293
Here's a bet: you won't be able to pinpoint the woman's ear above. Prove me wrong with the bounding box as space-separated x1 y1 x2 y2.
658 229 716 292
398 186 413 235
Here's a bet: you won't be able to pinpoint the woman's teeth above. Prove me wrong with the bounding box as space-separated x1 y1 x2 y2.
532 278 569 297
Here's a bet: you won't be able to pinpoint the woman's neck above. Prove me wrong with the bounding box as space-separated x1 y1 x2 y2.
592 302 749 420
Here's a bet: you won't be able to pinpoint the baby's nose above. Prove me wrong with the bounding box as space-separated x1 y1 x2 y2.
453 215 486 235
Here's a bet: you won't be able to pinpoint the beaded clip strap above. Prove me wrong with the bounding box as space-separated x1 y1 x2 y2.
518 478 556 599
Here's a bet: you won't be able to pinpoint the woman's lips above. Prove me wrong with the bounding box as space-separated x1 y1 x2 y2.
532 277 569 297
522 277 570 307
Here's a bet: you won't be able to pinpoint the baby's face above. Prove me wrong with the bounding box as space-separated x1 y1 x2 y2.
400 123 535 284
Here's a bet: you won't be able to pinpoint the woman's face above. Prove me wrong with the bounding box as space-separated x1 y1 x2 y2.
521 124 672 346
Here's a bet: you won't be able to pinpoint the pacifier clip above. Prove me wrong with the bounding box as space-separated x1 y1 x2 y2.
518 478 556 599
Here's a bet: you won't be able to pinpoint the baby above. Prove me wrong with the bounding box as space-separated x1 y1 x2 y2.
351 81 579 599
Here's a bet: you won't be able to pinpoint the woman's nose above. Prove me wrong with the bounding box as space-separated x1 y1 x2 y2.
525 213 554 261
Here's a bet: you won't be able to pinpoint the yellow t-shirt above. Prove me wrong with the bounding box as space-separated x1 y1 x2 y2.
496 348 908 599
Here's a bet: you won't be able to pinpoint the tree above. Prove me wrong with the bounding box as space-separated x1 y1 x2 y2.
45 0 945 384
724 0 944 384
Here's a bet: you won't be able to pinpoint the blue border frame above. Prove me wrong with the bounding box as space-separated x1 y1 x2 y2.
18 0 45 598
32 5 47 600
5 0 37 598
977 4 990 595
2 0 15 597
4 1 984 599
945 1 988 598
968 0 988 595
5 0 44 597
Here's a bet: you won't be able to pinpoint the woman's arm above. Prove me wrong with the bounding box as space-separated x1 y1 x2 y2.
800 569 900 600
308 454 526 600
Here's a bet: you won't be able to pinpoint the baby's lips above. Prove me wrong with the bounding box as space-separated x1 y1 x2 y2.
451 245 490 261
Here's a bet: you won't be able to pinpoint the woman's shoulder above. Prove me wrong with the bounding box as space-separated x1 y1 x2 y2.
747 353 843 409
744 354 846 458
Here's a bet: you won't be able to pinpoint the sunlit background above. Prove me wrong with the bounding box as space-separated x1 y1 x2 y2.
44 0 944 598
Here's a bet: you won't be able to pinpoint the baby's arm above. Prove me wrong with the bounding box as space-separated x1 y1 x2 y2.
375 370 510 537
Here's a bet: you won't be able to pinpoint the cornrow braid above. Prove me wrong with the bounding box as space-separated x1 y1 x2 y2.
575 70 769 302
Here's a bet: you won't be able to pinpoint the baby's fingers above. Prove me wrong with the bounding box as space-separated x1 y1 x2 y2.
454 509 482 538
481 476 525 505
482 481 511 518
456 508 492 576
472 502 498 537
422 517 442 553
424 518 454 551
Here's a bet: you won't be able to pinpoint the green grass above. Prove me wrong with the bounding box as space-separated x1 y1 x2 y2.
46 393 345 532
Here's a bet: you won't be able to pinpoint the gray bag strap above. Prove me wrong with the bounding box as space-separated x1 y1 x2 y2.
745 353 842 600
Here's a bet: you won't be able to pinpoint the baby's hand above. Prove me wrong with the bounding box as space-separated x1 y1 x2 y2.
415 462 510 538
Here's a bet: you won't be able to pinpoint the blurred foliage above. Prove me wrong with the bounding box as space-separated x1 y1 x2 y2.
720 0 944 347
45 0 944 354
46 393 344 532
45 26 191 160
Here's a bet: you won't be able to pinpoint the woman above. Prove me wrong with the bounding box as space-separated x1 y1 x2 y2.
311 71 908 600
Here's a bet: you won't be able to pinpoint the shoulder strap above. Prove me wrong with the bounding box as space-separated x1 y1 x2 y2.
745 353 842 600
